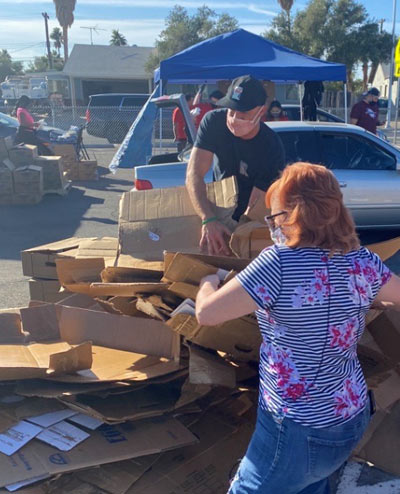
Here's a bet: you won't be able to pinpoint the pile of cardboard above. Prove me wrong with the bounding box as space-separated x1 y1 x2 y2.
52 144 98 182
21 237 119 303
0 138 70 204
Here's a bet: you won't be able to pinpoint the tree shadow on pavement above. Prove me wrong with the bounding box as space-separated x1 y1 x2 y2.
0 188 105 261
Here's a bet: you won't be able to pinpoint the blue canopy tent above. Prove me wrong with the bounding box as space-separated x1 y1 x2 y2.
155 29 346 84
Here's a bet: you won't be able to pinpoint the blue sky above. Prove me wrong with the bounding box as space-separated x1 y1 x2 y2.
0 0 397 65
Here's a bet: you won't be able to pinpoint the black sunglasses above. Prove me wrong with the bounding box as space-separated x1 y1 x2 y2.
265 211 287 230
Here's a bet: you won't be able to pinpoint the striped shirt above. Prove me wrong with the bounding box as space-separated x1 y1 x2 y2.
236 245 392 428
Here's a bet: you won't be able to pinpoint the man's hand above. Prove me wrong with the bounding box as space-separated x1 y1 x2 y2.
200 220 232 256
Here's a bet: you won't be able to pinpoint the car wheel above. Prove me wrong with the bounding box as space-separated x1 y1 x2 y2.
106 124 128 144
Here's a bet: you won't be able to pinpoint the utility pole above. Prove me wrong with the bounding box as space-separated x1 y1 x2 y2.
386 0 397 129
42 12 53 70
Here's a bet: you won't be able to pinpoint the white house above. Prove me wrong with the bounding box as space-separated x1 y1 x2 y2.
372 63 398 103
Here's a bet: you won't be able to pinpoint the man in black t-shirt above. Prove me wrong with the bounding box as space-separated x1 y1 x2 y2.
186 75 285 255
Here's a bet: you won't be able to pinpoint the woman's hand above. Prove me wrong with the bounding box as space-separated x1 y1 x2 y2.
199 274 220 289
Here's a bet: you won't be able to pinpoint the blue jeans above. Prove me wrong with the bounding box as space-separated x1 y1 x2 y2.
228 403 370 494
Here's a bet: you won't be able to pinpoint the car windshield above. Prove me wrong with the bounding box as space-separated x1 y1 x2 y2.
0 112 18 127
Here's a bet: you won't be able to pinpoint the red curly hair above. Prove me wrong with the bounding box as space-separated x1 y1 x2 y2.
266 162 359 254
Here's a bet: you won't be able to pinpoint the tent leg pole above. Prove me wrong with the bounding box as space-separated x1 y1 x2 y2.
344 83 348 124
299 83 303 121
159 80 163 150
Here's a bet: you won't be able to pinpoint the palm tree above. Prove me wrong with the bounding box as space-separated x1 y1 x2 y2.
50 27 63 57
110 29 128 46
53 0 76 61
277 0 294 37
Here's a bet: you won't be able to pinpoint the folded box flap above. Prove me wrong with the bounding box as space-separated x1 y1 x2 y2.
56 258 105 293
163 253 219 284
48 341 93 375
20 304 60 342
0 309 25 343
101 266 163 283
366 236 400 261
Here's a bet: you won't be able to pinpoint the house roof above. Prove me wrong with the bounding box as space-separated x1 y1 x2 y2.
63 44 154 80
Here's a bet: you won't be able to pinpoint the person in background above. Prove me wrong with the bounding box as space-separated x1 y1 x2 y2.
172 93 194 152
13 95 52 155
265 100 289 122
191 88 225 128
195 162 400 494
350 88 383 135
186 75 285 256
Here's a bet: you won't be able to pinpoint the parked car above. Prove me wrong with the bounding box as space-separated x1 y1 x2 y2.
135 118 400 228
85 93 174 144
0 111 64 149
281 104 387 141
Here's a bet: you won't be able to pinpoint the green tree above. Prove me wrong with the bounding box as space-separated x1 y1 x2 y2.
27 50 64 72
0 49 23 82
110 29 128 46
53 0 76 61
50 27 63 56
146 5 239 73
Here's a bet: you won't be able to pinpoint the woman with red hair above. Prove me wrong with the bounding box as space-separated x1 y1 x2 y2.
196 162 400 494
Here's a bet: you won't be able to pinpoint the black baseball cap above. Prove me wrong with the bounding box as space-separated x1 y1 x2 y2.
368 87 380 96
216 75 267 112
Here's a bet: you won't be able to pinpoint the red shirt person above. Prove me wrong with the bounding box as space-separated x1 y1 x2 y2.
191 90 225 128
172 94 194 152
350 87 382 135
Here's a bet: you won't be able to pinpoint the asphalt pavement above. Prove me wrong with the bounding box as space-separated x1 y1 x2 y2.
0 144 400 493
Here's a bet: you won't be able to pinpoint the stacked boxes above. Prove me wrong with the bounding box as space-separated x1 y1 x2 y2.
52 143 98 181
0 139 70 204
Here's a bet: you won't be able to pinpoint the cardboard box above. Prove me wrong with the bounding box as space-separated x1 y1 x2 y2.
13 166 43 196
118 177 238 260
33 156 65 191
21 237 85 279
0 136 13 160
0 416 197 488
8 144 38 166
230 221 273 259
78 159 98 181
28 279 70 303
12 192 43 205
76 237 118 263
52 144 77 159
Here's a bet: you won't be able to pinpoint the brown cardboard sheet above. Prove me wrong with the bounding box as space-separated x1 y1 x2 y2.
118 177 238 261
189 345 236 388
366 236 400 262
168 313 261 362
163 251 249 274
0 417 197 488
230 222 273 259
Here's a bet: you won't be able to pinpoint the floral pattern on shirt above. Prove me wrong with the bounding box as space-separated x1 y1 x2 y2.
255 285 272 307
347 258 391 305
334 376 365 419
329 317 359 353
291 267 334 308
262 342 309 402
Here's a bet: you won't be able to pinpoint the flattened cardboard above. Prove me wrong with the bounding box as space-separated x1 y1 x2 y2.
21 237 84 279
119 178 238 260
101 266 163 283
354 400 400 477
168 313 261 361
87 282 168 297
0 309 25 343
189 345 236 388
126 414 252 494
163 254 219 285
53 305 181 382
76 237 118 264
168 282 199 301
0 341 92 380
366 236 400 261
0 417 197 488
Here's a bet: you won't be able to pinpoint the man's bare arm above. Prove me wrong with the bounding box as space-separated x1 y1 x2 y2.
186 146 215 221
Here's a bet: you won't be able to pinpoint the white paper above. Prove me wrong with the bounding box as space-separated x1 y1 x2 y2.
68 413 104 430
0 421 43 456
170 298 196 317
5 474 50 492
27 409 78 428
36 420 90 451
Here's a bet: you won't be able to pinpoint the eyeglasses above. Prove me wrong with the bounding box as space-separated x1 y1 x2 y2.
265 211 287 230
